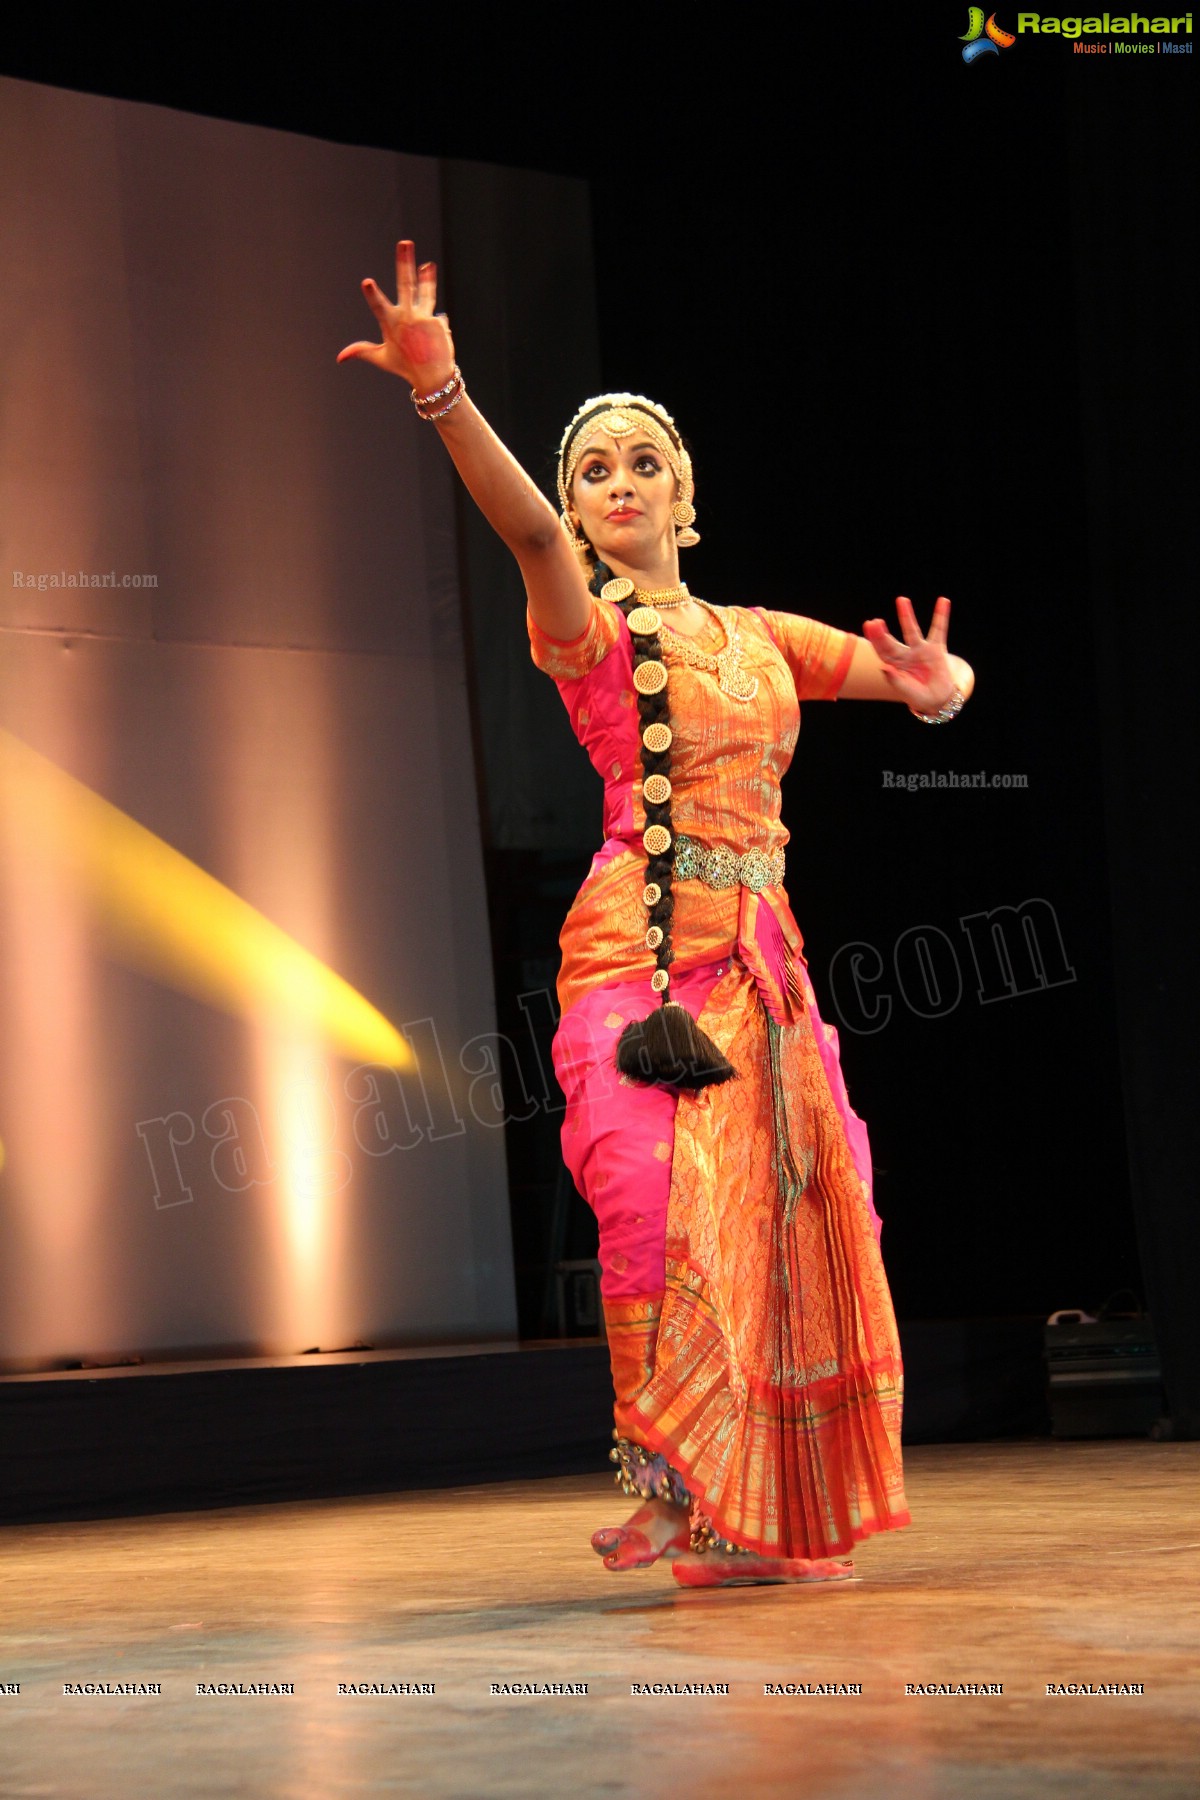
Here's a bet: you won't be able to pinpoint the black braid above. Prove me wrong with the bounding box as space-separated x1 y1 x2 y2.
589 558 735 1090
618 597 675 977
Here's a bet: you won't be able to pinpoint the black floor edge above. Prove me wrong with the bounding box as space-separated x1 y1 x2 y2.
0 1319 1050 1526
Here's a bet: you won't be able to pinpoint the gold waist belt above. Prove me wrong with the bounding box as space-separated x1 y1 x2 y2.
673 834 785 893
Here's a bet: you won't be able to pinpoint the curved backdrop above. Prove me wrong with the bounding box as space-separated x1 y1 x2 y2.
0 76 538 1365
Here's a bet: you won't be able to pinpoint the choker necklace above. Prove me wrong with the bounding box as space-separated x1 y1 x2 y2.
600 577 690 610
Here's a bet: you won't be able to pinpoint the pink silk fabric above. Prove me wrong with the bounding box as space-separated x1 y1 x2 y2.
554 959 882 1303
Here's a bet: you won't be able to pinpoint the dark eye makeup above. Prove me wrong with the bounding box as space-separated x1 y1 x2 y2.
580 455 662 483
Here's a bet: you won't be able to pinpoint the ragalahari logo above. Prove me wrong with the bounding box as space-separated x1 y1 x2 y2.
961 8 1017 58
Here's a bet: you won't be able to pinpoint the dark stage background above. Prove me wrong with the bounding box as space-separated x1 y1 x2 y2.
3 12 1195 1426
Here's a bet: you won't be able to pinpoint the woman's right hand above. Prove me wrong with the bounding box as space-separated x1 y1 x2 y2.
337 239 457 393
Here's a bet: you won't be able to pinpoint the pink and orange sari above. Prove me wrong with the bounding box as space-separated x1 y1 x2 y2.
531 596 910 1560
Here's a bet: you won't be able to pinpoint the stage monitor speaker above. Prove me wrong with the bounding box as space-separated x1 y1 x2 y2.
1044 1317 1164 1438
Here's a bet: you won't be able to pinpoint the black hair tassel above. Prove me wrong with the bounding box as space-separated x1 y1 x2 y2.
616 1002 735 1090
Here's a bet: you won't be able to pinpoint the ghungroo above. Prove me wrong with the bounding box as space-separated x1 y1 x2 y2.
688 1514 753 1556
608 1432 691 1506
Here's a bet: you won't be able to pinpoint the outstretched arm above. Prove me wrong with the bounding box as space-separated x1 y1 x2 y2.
339 240 592 643
838 596 974 711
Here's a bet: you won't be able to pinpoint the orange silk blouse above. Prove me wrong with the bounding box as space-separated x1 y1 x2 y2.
528 595 854 1016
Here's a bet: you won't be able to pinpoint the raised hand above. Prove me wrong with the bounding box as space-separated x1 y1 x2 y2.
862 596 958 712
337 239 456 392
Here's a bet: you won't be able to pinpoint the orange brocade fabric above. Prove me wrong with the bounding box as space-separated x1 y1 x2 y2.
529 599 853 1017
530 594 910 1558
606 968 909 1557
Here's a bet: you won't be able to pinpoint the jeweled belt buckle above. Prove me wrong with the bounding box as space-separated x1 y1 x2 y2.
703 847 739 890
740 849 775 893
673 834 784 893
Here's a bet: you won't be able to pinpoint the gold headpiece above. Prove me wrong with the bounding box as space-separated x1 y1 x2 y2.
557 394 699 554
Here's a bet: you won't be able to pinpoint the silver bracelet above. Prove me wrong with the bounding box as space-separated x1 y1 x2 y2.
912 686 966 725
411 365 461 406
411 365 465 421
417 387 465 421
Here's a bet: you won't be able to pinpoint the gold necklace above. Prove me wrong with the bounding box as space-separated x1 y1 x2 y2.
662 600 759 702
636 582 690 610
599 576 690 609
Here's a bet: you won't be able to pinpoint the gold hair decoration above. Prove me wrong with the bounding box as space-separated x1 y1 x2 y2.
610 587 736 1091
558 394 699 551
633 660 668 696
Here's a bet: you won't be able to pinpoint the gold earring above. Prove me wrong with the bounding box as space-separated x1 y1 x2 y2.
673 500 700 547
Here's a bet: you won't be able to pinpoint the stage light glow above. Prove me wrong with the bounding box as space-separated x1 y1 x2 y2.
0 727 413 1070
266 1035 348 1327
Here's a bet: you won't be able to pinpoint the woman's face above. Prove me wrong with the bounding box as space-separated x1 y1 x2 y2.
570 431 679 566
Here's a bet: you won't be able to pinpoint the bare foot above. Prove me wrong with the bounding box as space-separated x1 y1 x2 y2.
591 1498 691 1568
673 1552 856 1588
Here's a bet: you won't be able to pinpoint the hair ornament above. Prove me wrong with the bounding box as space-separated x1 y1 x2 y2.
582 556 733 1091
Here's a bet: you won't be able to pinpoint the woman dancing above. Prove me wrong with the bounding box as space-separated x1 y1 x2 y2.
340 242 974 1587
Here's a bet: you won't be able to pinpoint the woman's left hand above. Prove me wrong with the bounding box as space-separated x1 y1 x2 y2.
862 596 958 712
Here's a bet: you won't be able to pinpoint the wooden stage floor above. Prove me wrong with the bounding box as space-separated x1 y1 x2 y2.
2 1440 1197 1799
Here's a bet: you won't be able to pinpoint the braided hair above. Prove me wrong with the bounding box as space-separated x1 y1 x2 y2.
587 558 735 1090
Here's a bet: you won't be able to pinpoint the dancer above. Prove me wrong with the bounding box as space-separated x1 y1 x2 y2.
340 242 974 1587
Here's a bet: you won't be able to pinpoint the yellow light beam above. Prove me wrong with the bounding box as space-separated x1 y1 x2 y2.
0 728 413 1069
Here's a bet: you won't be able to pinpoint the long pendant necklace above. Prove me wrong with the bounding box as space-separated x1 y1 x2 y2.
663 599 759 703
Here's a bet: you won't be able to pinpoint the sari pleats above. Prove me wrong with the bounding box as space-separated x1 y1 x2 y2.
624 965 910 1559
